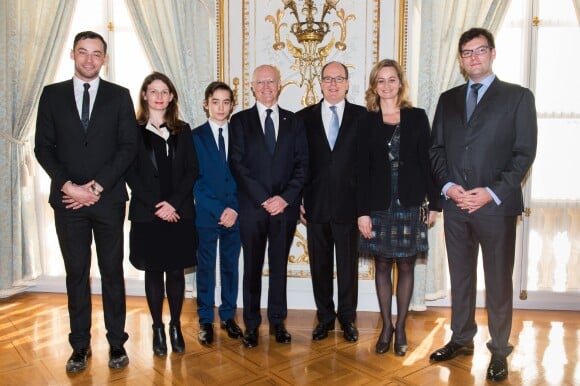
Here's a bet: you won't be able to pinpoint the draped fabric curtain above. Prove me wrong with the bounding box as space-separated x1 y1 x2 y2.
125 0 215 126
409 0 511 310
573 0 580 24
0 0 75 297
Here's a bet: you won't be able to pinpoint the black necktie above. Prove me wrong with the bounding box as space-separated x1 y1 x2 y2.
264 108 276 155
218 127 226 163
466 83 482 121
81 83 90 131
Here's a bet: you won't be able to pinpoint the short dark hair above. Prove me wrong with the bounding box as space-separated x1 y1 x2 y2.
321 61 349 79
204 81 235 105
458 27 495 53
73 31 108 54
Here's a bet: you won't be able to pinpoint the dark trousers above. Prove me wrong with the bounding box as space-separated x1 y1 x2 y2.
196 225 241 324
240 217 297 330
307 221 359 325
443 209 517 357
54 204 128 350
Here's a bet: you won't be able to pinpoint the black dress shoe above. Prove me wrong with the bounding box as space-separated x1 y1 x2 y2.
152 325 167 356
65 347 91 373
242 329 259 348
198 323 214 345
312 320 335 341
341 322 359 342
169 323 185 353
108 346 129 369
394 329 408 356
487 355 508 382
221 319 243 339
375 328 394 354
270 323 292 344
429 341 474 362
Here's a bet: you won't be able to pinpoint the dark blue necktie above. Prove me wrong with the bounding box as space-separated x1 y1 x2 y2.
81 83 90 131
264 108 276 155
218 127 226 163
466 83 482 121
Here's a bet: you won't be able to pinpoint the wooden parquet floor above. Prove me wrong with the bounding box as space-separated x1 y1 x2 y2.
1 292 579 385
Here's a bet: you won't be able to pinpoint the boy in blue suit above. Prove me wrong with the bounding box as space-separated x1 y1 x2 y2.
192 82 242 344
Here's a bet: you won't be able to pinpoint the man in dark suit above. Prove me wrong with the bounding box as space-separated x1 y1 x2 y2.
296 61 367 342
35 31 138 373
429 28 537 382
229 64 308 348
193 81 243 345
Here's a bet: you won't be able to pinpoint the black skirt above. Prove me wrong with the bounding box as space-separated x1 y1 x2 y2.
129 218 197 271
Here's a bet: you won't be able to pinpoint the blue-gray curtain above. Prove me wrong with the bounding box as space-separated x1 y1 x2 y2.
410 0 511 310
0 0 75 297
125 0 215 126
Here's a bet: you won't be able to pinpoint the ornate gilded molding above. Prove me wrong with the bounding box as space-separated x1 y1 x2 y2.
267 0 355 106
397 0 408 70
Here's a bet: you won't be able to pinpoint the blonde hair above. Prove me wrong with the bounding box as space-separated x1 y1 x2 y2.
364 59 412 112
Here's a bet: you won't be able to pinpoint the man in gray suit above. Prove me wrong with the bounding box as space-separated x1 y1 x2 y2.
35 31 138 373
429 28 537 382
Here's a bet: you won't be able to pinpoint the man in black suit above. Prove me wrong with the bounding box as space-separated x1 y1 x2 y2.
429 28 537 382
229 64 308 348
35 31 138 373
296 61 367 342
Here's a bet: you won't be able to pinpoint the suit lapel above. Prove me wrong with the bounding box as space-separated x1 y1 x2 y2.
199 122 224 164
455 83 469 127
62 80 86 135
275 107 291 155
86 78 107 137
310 102 331 151
336 101 355 149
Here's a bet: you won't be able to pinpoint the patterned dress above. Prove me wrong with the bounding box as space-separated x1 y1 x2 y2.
359 122 428 260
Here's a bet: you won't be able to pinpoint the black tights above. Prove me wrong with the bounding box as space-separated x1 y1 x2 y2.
145 270 185 328
375 256 416 344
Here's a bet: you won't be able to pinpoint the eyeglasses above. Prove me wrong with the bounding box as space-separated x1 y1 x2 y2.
148 89 171 97
460 45 490 58
253 79 277 88
321 76 347 84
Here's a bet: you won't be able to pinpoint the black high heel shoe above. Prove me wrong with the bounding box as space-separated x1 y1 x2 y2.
394 329 408 356
375 328 395 354
152 324 167 356
169 323 185 353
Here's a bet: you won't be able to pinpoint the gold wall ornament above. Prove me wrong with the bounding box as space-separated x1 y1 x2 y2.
288 228 309 264
267 0 355 106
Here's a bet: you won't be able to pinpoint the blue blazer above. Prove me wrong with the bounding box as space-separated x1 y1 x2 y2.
192 121 239 228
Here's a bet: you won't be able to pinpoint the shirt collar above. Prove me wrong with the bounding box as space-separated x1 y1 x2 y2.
322 99 346 112
208 119 228 134
73 76 100 91
256 101 278 116
468 73 495 89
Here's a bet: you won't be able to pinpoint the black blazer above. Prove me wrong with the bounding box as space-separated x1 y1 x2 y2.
430 77 537 215
229 104 308 221
361 107 440 214
296 100 369 223
126 123 198 222
35 78 139 209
